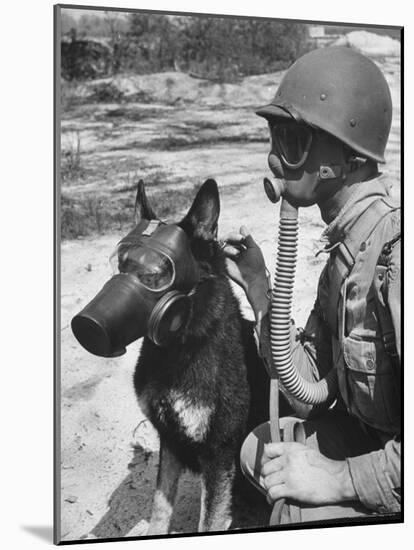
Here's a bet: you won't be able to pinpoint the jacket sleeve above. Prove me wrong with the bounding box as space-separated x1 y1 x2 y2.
386 239 401 362
347 438 401 513
347 239 401 514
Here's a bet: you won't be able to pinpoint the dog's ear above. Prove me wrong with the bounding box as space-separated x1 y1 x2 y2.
134 179 157 223
181 179 220 240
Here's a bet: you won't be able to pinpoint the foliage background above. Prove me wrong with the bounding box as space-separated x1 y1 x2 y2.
61 11 310 81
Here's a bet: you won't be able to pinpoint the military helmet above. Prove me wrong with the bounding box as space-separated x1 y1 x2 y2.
256 46 392 164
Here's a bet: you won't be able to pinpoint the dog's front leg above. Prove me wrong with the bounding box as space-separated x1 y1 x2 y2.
198 457 235 532
147 441 182 536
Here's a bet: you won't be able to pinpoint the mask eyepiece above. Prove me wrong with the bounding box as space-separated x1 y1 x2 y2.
270 122 313 169
112 241 175 292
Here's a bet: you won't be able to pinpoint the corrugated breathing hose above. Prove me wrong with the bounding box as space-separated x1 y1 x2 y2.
265 187 338 525
270 198 337 406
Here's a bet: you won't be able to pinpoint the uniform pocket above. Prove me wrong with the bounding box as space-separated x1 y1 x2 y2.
343 336 400 433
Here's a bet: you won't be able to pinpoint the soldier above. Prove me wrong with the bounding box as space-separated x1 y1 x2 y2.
224 46 401 523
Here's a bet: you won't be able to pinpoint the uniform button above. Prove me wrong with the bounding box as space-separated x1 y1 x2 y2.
366 359 375 370
360 242 366 252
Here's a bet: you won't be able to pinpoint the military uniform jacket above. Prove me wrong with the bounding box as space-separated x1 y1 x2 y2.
258 175 401 513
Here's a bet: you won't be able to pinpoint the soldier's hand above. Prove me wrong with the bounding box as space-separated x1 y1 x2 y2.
261 442 357 506
222 226 269 319
222 226 267 290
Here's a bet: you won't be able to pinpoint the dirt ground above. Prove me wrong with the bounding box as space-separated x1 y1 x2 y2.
59 54 400 542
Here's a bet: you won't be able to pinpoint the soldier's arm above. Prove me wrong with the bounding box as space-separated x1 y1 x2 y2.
385 239 401 361
346 438 400 513
346 241 401 513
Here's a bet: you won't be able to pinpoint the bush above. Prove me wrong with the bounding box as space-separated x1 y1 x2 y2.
61 13 310 83
88 81 124 103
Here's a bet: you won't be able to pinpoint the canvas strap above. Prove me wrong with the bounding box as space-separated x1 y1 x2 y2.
269 419 303 525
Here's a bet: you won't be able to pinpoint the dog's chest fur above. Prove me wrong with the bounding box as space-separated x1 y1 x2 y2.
138 384 213 444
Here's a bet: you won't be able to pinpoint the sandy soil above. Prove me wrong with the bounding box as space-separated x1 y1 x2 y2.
59 55 400 542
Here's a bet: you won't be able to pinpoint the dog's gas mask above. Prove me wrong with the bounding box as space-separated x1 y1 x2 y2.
71 219 199 357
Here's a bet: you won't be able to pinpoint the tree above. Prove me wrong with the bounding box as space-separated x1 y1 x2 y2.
61 9 311 80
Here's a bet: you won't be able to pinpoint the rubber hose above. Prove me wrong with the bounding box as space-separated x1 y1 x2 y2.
270 198 337 405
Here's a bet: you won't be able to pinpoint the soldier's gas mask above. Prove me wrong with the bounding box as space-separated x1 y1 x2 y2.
267 120 350 186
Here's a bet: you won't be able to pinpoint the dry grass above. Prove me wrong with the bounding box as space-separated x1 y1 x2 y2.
60 181 199 240
61 131 84 183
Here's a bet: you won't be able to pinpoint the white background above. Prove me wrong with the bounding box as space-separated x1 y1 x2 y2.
0 0 411 548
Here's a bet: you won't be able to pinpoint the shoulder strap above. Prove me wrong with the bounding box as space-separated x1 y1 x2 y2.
326 198 399 336
339 198 399 270
374 233 401 362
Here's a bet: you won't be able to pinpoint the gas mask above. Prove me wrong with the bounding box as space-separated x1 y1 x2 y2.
268 121 347 182
71 219 199 357
263 119 340 409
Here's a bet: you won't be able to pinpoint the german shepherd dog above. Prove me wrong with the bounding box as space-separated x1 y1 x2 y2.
133 178 269 534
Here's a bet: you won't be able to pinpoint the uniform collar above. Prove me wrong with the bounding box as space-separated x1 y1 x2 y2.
320 175 390 248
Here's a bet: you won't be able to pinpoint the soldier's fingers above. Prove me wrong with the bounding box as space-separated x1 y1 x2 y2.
222 245 241 259
268 483 288 502
240 226 259 249
263 470 284 491
263 442 285 459
261 456 284 476
225 232 245 243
